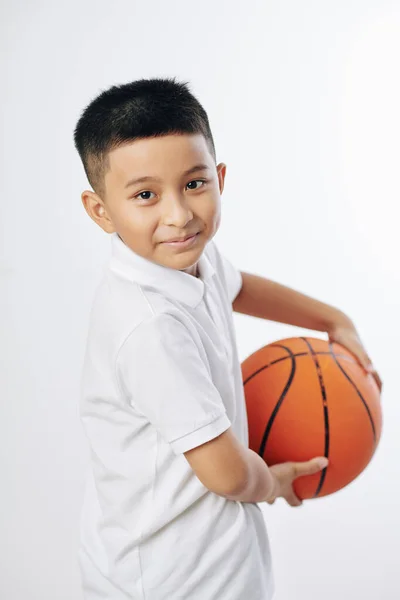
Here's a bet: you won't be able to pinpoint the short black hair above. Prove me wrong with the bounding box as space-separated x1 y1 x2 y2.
73 77 217 198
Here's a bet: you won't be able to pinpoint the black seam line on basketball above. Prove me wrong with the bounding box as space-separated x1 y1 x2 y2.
328 341 376 444
300 338 329 498
258 344 296 459
242 352 355 386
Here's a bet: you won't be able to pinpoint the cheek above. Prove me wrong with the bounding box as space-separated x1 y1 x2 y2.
203 191 220 220
117 202 154 228
109 204 154 243
209 196 221 231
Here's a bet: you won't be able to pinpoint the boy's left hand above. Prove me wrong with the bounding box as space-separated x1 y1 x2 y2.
327 320 383 393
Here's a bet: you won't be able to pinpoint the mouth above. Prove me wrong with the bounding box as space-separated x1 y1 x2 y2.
162 232 200 248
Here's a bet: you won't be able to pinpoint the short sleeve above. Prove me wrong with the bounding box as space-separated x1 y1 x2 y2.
115 314 231 455
219 251 243 303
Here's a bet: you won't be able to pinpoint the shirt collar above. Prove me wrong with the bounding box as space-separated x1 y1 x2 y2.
107 232 216 308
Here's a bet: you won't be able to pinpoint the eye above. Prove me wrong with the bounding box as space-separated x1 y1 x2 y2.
186 179 207 190
132 179 207 202
134 191 156 201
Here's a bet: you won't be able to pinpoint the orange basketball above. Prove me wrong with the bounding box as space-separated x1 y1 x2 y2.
241 337 382 499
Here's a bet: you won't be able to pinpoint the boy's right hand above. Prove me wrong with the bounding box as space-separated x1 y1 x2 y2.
264 456 329 507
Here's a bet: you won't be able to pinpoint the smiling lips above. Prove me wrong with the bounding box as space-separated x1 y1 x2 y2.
164 232 198 243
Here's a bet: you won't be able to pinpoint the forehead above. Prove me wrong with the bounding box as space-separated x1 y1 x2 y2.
106 133 213 185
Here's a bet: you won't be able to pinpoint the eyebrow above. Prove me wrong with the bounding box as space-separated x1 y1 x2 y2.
124 164 211 189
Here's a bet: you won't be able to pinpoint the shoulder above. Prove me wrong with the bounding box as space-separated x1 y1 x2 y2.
117 310 197 360
87 268 182 353
115 311 210 404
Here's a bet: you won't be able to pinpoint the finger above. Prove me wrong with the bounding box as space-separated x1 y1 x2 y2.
285 490 303 507
363 362 383 394
292 457 328 478
353 347 373 371
342 335 371 371
372 370 383 393
363 356 376 373
364 362 383 392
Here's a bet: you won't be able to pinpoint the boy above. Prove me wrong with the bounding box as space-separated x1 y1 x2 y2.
73 77 381 600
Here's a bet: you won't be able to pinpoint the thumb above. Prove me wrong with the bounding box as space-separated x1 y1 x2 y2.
293 456 328 478
360 353 374 372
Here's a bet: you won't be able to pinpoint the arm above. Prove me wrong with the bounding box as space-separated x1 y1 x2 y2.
232 271 382 391
184 427 276 503
232 271 348 332
184 427 327 505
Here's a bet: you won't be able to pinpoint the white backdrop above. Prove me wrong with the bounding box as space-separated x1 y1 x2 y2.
1 1 399 599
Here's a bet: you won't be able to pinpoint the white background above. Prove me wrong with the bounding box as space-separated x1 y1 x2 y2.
1 1 399 598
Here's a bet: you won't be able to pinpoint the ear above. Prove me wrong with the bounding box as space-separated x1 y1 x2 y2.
81 190 116 234
216 163 227 195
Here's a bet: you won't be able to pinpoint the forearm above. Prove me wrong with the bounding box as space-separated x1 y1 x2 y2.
222 448 275 503
233 271 351 332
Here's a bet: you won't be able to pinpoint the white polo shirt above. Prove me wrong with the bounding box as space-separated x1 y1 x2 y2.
78 232 274 600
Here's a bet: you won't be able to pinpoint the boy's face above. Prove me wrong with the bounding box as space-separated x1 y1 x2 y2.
81 133 226 277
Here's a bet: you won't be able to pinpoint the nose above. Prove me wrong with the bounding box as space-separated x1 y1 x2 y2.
162 194 194 227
